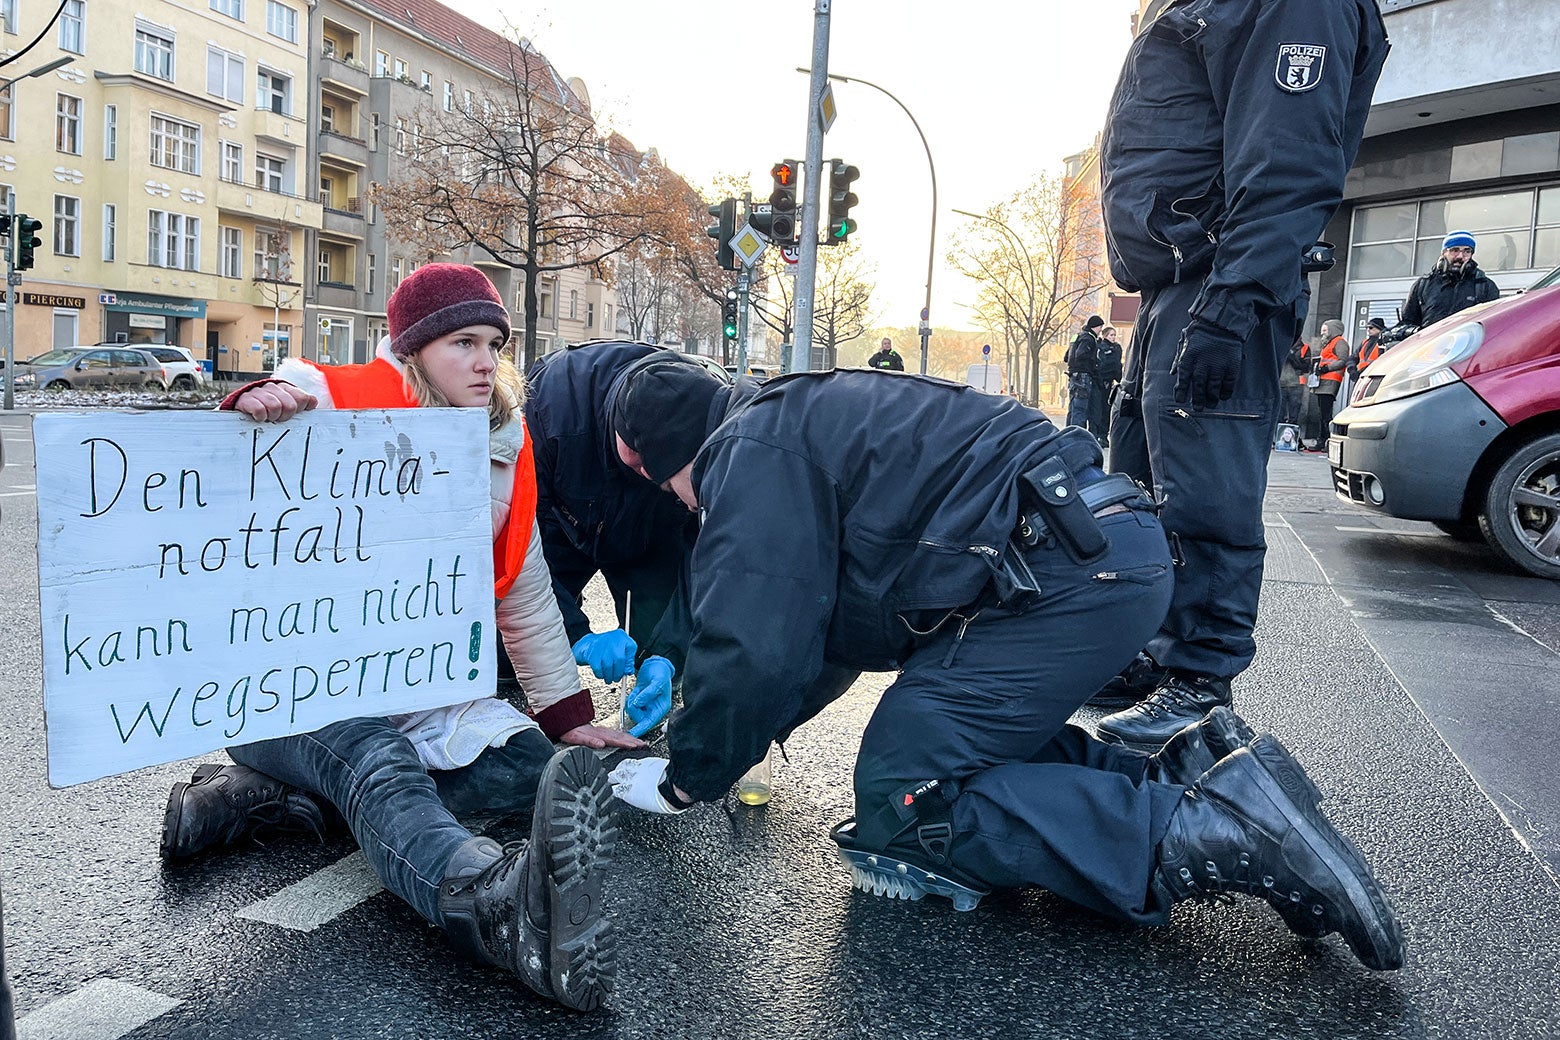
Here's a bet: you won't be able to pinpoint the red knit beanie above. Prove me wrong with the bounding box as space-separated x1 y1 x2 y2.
387 263 511 359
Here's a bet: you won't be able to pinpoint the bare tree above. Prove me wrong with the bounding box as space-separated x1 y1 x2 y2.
752 242 875 369
949 175 1106 406
369 38 650 369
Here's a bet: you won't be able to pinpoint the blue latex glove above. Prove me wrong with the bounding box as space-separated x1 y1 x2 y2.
624 656 674 738
572 629 637 682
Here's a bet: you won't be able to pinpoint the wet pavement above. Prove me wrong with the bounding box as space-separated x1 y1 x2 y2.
2 414 1558 1040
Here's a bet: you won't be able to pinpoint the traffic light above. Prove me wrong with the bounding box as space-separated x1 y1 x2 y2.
722 289 739 341
758 159 799 244
826 161 859 244
13 214 41 270
706 198 737 271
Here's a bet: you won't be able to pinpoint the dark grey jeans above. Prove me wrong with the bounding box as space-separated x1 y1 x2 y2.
229 717 554 924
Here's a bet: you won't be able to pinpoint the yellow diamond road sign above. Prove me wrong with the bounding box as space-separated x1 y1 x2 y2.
819 82 837 132
731 224 767 268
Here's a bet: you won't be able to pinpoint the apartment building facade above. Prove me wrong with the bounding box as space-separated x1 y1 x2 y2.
3 0 617 376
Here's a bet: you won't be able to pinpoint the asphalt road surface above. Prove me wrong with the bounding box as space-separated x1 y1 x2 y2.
2 411 1558 1040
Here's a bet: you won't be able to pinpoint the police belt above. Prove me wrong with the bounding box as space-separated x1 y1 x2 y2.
1015 470 1152 557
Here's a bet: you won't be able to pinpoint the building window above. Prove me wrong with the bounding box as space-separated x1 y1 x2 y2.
374 50 388 77
419 70 430 91
0 0 15 34
149 114 200 174
538 282 553 320
207 46 243 104
366 252 377 295
393 58 407 80
102 203 115 261
604 303 612 331
265 0 297 42
102 103 115 157
318 174 333 209
54 195 80 256
443 81 453 112
0 85 14 141
257 69 290 115
58 0 83 53
318 247 332 284
254 152 285 193
463 88 473 113
390 256 404 291
568 290 577 319
586 301 595 329
370 113 380 149
220 225 241 277
210 0 243 20
147 210 199 270
254 226 287 279
1351 188 1555 280
55 94 81 154
394 118 407 155
220 140 242 182
134 24 175 81
319 101 334 134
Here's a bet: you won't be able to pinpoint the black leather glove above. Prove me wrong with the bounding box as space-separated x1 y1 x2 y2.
1173 321 1245 410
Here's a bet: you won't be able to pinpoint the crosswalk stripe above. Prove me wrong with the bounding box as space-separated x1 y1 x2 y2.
236 851 384 931
16 978 181 1040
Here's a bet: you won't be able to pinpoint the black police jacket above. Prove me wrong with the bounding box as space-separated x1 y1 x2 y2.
867 348 905 371
665 369 1100 801
1097 341 1125 384
1066 331 1099 377
1101 0 1389 342
1400 261 1500 329
523 341 697 664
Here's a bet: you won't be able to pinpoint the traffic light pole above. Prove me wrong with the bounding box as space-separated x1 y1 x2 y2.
790 0 832 376
3 202 15 412
737 192 752 374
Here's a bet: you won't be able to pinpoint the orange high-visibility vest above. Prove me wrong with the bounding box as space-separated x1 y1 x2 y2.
308 358 535 598
1357 339 1383 372
1319 336 1347 385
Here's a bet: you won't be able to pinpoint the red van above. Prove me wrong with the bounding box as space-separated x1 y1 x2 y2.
1330 267 1560 578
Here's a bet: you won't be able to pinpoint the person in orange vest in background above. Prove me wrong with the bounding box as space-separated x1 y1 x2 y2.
1309 319 1351 448
1352 317 1388 379
158 263 639 1012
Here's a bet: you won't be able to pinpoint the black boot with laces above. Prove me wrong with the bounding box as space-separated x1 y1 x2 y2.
1152 736 1403 970
438 746 619 1012
1097 670 1232 749
160 763 328 860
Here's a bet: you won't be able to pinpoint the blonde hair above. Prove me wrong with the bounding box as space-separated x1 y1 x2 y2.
402 352 527 430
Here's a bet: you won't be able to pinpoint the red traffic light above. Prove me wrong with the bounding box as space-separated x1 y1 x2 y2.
771 161 795 187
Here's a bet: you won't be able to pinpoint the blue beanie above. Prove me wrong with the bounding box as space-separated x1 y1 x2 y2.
1442 230 1476 251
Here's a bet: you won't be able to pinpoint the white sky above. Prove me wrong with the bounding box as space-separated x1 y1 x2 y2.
466 1 1138 332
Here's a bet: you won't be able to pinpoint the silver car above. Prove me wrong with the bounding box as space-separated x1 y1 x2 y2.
11 346 169 390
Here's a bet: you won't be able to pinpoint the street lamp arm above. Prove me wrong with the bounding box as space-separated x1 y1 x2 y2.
799 66 937 374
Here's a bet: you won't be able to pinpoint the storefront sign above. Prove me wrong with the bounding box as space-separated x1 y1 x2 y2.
104 293 207 319
23 293 86 309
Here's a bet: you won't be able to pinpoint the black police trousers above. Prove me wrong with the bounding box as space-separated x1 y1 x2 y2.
1108 278 1296 679
851 503 1182 923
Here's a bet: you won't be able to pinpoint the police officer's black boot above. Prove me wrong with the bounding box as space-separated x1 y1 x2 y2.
1152 736 1402 970
1096 670 1232 749
1145 706 1257 787
160 763 329 860
438 746 619 1012
1087 650 1165 709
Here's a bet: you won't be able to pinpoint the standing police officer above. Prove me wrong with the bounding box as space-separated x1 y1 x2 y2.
604 354 1402 971
866 336 907 371
1097 0 1390 746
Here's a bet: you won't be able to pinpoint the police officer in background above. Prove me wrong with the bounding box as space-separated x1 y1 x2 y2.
866 336 906 371
604 354 1402 972
1400 231 1501 330
1093 325 1125 442
1064 315 1103 430
1096 0 1390 746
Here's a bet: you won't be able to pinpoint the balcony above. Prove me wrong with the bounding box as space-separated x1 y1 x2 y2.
318 129 369 168
214 176 322 225
316 281 362 310
319 51 368 96
252 105 308 148
321 200 365 238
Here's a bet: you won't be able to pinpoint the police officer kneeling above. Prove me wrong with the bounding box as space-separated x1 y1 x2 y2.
605 355 1402 971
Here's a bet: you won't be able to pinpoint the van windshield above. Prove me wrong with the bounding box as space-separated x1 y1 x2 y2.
1528 266 1560 290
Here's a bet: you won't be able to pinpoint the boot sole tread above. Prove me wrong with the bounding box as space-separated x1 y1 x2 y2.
537 747 620 1011
1241 736 1404 970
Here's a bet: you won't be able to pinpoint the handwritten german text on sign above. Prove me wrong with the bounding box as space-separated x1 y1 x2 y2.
34 409 496 787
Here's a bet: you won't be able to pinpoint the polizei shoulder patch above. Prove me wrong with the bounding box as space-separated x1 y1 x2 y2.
1275 43 1327 93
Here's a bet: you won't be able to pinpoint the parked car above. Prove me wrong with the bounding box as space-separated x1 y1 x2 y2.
141 345 206 389
10 346 169 391
1329 266 1560 578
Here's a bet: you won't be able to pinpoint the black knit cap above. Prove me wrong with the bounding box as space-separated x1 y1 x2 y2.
1085 315 1104 330
611 353 726 484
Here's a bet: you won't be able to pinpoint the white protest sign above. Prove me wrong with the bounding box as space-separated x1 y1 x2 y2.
34 408 496 788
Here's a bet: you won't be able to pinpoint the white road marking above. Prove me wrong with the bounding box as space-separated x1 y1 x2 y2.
16 978 181 1040
1333 524 1444 538
236 851 383 931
